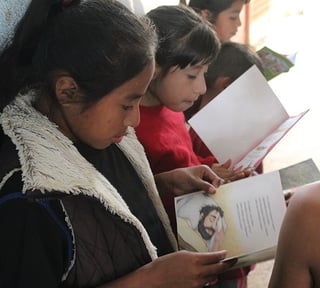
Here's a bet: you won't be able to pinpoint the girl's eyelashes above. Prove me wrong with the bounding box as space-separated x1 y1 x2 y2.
187 75 197 79
122 105 133 111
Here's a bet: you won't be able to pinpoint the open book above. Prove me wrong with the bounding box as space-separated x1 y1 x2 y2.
174 171 286 269
188 65 308 170
257 46 295 81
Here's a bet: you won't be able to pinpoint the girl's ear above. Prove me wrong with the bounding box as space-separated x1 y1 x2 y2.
199 9 212 21
215 76 232 93
55 76 80 105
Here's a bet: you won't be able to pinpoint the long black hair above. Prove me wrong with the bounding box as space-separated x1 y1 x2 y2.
146 5 220 77
0 0 157 111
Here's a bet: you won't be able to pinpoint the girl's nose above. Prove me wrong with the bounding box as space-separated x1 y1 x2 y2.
195 76 207 95
124 105 140 128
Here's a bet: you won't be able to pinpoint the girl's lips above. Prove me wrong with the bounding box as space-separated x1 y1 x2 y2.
184 98 198 108
112 136 124 143
112 131 128 143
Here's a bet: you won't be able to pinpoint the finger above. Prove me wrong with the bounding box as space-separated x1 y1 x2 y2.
227 172 246 182
201 181 217 194
244 168 256 176
221 159 232 169
201 258 237 283
197 250 228 265
209 173 224 189
201 166 222 190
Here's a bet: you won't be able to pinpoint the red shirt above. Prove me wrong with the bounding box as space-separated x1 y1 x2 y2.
136 105 215 174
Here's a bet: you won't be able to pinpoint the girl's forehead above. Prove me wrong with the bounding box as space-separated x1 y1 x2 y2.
187 62 209 69
0 0 32 52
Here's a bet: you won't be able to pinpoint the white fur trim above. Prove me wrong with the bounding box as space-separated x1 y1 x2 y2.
0 92 169 260
119 129 178 250
60 201 76 282
0 168 21 190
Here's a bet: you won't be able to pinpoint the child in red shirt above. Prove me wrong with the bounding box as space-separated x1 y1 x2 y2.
136 6 253 288
185 41 265 174
136 6 249 181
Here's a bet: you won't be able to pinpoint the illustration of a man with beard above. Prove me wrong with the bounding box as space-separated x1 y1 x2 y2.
176 192 226 252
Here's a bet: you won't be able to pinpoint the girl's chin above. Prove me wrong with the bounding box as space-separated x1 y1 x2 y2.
183 102 194 110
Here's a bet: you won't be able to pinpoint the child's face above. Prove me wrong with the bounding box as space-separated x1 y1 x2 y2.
55 61 155 149
213 0 245 42
153 64 208 112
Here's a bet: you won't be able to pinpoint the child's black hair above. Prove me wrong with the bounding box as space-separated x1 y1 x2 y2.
0 0 157 111
147 5 220 77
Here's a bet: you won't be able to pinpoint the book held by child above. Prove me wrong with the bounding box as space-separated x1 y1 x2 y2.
175 171 286 269
188 65 308 170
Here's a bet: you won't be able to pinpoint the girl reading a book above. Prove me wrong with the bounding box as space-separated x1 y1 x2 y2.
135 5 252 288
188 0 251 42
0 0 236 287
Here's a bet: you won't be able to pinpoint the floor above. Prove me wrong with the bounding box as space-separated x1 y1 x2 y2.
246 2 320 286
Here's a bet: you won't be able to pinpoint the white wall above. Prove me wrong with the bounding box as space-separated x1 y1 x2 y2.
140 0 179 13
118 0 179 15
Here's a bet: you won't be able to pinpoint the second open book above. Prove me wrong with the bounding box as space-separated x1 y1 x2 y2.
175 171 285 270
174 159 320 269
188 65 308 170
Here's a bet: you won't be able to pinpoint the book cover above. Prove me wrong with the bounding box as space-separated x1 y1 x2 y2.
174 171 286 269
257 46 295 81
188 65 308 170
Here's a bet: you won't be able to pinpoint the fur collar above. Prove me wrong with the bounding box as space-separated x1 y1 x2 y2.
0 92 177 257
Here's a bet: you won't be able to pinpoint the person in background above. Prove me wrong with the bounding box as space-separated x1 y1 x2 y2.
136 4 250 230
268 181 320 287
185 41 264 174
184 40 267 288
137 5 252 181
188 0 250 42
135 5 251 288
0 0 236 287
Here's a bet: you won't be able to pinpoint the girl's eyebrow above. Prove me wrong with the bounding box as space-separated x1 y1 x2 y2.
230 8 242 13
126 93 143 101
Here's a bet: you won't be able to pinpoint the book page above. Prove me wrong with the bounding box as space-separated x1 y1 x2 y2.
234 111 308 170
223 247 276 270
175 171 286 267
188 65 289 166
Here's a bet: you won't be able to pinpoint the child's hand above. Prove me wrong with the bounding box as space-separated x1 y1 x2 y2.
155 165 223 197
211 159 253 182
